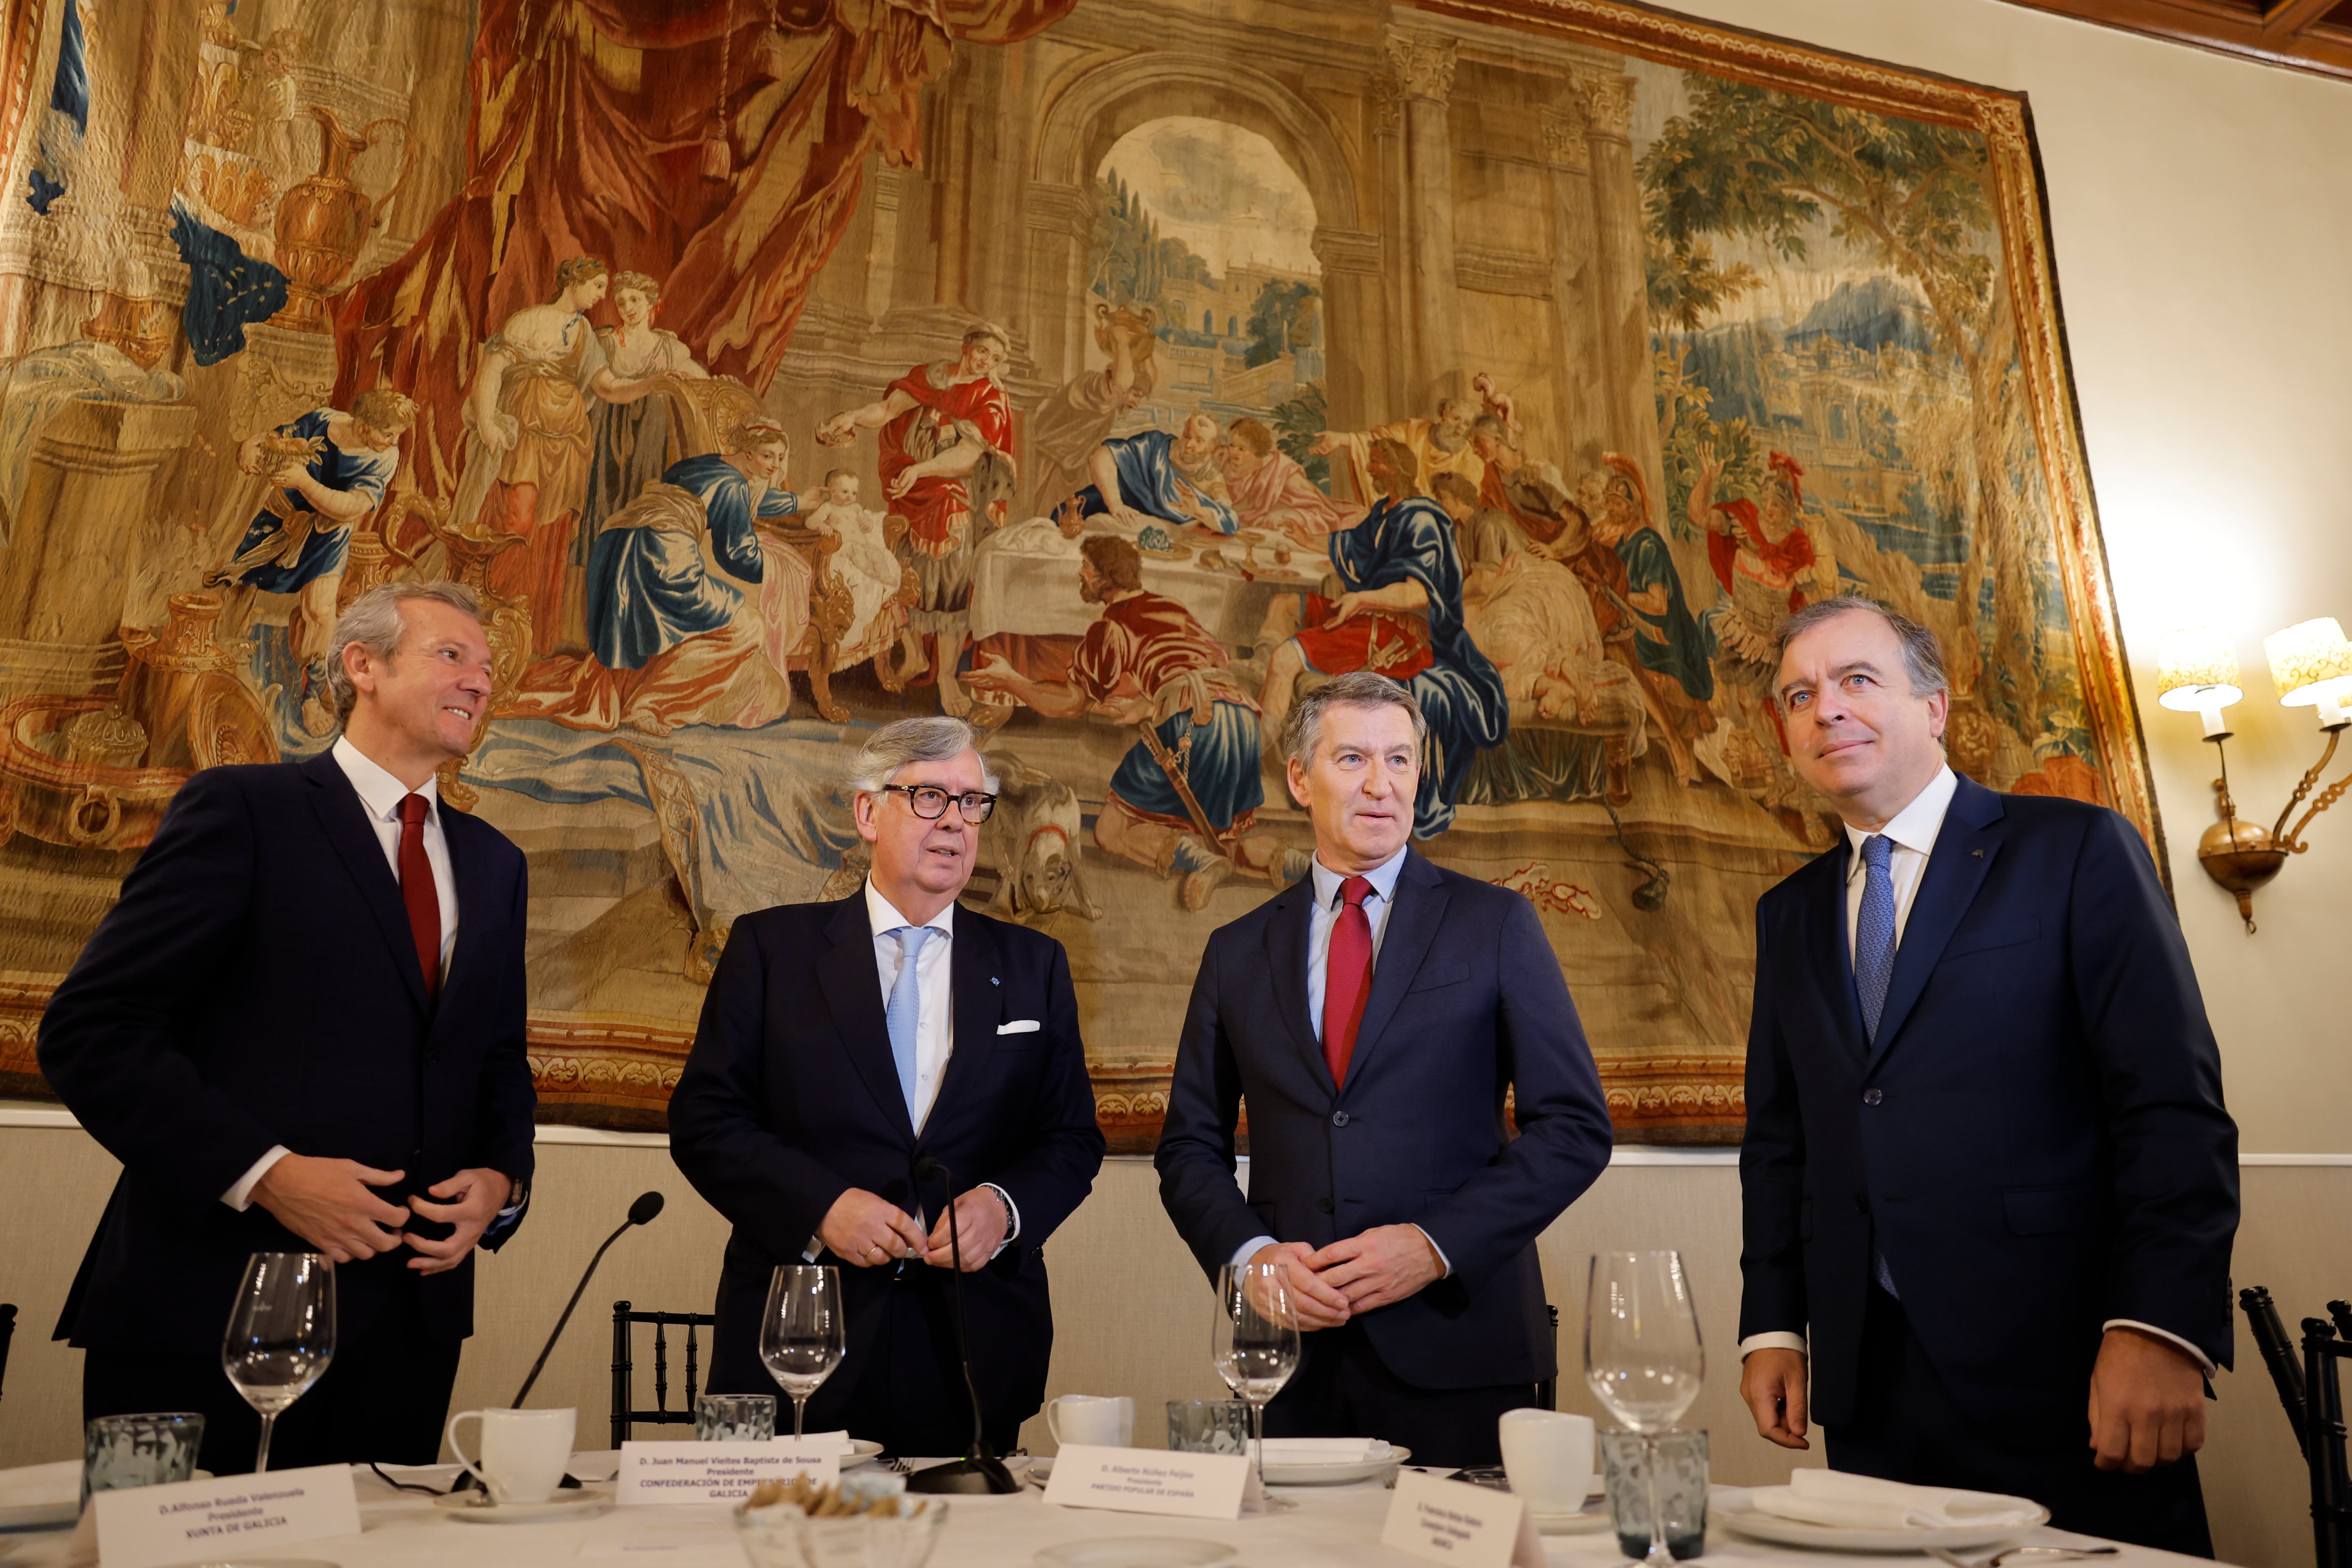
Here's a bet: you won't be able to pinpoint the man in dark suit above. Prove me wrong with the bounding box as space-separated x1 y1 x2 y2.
40 582 536 1475
670 717 1104 1455
1738 595 2237 1553
1155 671 1614 1467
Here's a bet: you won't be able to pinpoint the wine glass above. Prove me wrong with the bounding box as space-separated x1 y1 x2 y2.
221 1252 335 1474
1584 1251 1704 1566
1212 1262 1302 1513
760 1265 844 1438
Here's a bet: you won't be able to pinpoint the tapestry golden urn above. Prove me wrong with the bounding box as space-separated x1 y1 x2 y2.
269 105 412 333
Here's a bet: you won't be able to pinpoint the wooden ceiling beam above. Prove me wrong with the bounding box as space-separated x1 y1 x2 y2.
1992 0 2352 82
2263 0 2342 37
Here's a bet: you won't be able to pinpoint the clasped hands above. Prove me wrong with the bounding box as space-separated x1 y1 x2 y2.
1249 1227 1444 1329
819 1186 1004 1273
1740 1325 2208 1473
250 1154 510 1275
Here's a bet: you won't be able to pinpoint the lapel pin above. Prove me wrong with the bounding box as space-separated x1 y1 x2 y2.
990 976 1000 986
1971 849 1984 857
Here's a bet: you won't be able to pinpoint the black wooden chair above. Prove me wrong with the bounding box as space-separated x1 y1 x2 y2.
0 1303 17 1407
1535 1305 1560 1412
2240 1285 2352 1568
611 1300 717 1448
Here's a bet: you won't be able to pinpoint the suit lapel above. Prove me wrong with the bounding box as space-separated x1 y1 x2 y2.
814 894 916 1143
432 810 493 1019
1342 850 1447 1093
1259 878 1326 1094
927 906 1002 1143
302 751 427 1016
1867 777 2007 1071
1803 845 1869 1068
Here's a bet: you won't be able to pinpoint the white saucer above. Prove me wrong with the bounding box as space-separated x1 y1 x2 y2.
1035 1540 1238 1568
1711 1488 2047 1552
845 1439 884 1469
431 1490 612 1524
1258 1445 1409 1486
1530 1503 1612 1536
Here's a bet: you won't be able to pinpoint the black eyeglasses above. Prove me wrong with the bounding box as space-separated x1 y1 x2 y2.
879 784 998 823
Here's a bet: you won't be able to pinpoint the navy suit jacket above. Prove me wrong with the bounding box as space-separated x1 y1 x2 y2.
668 895 1105 1431
1738 774 2239 1429
40 752 537 1355
1155 849 1614 1390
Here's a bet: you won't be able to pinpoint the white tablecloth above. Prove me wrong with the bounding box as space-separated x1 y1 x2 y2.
968 517 1320 649
0 1458 2213 1568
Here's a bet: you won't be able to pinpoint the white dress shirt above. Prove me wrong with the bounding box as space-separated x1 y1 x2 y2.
222 737 459 1211
1739 763 2214 1375
1231 846 1449 1276
801 881 1016 1260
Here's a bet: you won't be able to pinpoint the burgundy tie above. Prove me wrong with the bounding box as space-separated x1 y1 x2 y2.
1323 876 1374 1088
397 794 441 1001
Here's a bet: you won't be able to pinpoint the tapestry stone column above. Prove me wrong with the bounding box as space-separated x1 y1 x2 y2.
0 400 198 647
1540 105 1604 472
1023 180 1095 386
1311 226 1382 437
1577 72 1665 508
1386 30 1462 413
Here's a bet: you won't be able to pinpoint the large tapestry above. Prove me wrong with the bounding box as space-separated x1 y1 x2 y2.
0 0 2152 1147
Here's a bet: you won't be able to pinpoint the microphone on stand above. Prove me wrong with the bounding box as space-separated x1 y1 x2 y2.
452 1190 665 1494
904 1158 1017 1495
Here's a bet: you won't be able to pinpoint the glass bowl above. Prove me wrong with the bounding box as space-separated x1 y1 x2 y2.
733 1496 948 1568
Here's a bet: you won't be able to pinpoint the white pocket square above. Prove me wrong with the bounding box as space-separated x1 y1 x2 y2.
996 1019 1041 1035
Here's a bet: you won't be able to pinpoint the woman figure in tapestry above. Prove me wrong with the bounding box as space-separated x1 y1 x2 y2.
814 323 1015 717
572 270 710 625
458 256 676 661
504 418 802 737
1589 453 1714 787
206 388 416 712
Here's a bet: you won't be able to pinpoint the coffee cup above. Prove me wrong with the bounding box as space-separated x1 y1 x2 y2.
1045 1393 1134 1449
1498 1408 1595 1515
446 1406 577 1505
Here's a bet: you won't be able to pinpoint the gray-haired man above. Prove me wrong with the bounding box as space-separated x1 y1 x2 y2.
1155 673 1613 1466
671 716 1105 1456
43 581 536 1474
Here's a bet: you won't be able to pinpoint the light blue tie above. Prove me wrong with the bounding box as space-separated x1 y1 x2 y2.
885 926 935 1116
1853 834 1902 1297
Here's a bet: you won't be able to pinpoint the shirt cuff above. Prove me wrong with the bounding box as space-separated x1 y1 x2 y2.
1232 1234 1279 1269
2105 1319 2217 1377
1408 1224 1452 1278
223 1146 291 1212
983 1183 1020 1260
803 1235 822 1263
1739 1331 1809 1360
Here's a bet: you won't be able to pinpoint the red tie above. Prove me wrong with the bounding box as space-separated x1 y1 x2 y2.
397 794 441 1001
1323 876 1374 1088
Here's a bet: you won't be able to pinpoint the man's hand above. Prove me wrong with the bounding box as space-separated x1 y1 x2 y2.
1740 1348 1811 1449
1248 1241 1351 1330
818 1189 927 1268
404 1168 514 1275
1307 432 1337 457
1303 1225 1444 1313
922 1189 1009 1272
250 1155 410 1264
2089 1326 2207 1472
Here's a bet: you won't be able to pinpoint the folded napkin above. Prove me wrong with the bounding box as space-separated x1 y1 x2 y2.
1747 1468 2042 1529
1254 1438 1385 1463
0 1460 79 1507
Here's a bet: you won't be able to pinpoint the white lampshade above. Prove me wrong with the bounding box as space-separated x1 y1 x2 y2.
2266 618 2352 703
2154 627 2242 713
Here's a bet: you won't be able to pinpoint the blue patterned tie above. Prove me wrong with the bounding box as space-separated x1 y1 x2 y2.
1853 834 1902 1297
885 926 935 1115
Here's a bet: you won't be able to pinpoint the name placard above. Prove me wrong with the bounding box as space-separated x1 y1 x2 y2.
93 1463 361 1568
616 1441 840 1505
1380 1471 1545 1568
1042 1444 1256 1520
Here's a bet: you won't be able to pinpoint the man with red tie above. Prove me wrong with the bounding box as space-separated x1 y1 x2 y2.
40 581 536 1475
1155 671 1614 1465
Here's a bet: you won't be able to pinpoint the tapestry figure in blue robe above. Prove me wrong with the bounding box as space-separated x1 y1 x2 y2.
586 452 795 671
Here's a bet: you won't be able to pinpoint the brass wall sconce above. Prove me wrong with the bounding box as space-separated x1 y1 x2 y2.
2156 619 2352 932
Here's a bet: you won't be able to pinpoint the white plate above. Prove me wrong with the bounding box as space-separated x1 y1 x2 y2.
1258 1445 1409 1486
1034 1540 1238 1568
1531 1503 1613 1536
1711 1488 2047 1552
432 1490 612 1524
845 1439 884 1469
0 1460 79 1530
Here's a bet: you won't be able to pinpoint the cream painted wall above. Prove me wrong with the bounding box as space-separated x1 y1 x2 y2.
1648 0 2352 1150
0 1134 2340 1567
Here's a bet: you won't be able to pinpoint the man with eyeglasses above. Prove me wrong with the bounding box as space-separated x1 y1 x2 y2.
671 716 1105 1458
